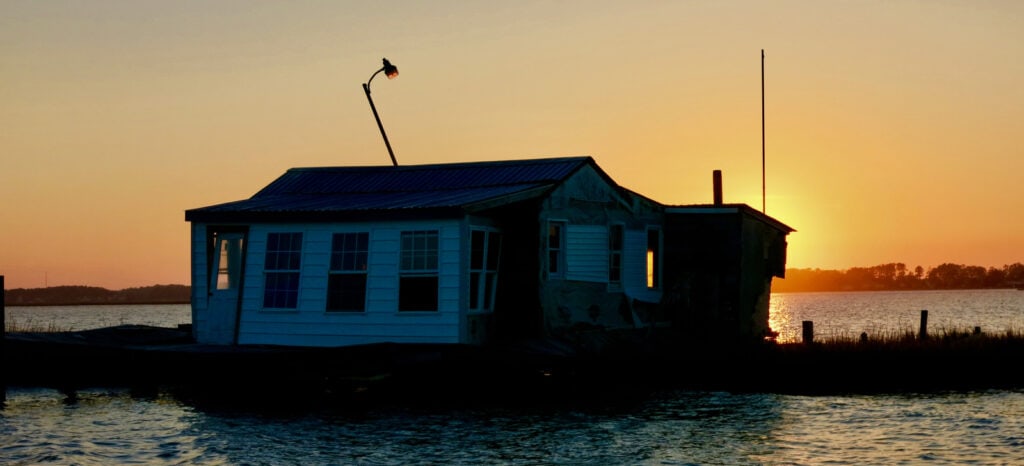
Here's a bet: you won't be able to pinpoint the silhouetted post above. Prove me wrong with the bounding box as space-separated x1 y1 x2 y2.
761 48 766 214
860 332 868 344
974 326 981 335
1 275 5 404
0 275 4 340
802 320 814 344
713 170 723 205
919 310 928 340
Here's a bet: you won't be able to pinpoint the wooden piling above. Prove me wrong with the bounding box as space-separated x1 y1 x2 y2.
1 275 4 340
802 320 814 344
1 275 5 404
919 310 928 340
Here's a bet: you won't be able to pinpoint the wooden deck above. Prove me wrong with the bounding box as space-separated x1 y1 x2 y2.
5 324 1024 402
2 325 573 400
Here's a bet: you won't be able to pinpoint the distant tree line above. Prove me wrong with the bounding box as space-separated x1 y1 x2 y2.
4 285 190 306
774 263 1024 293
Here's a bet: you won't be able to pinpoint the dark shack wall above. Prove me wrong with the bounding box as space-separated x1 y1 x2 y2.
485 200 544 342
662 213 742 340
664 210 790 342
739 215 790 340
739 216 771 339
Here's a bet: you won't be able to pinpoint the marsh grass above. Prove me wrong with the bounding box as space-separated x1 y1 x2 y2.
780 324 1024 352
4 318 72 333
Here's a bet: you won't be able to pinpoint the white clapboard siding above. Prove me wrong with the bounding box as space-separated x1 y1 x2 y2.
566 224 609 283
623 228 662 303
230 220 464 347
189 223 210 341
238 313 460 346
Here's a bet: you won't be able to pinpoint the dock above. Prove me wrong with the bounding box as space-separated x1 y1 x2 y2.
5 323 1024 405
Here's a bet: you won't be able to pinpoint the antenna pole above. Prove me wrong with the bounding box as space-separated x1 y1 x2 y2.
761 49 766 214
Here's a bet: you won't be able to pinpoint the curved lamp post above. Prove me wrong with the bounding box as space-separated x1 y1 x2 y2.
363 58 400 166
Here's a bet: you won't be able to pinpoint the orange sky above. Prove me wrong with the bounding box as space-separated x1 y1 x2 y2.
2 1 1023 290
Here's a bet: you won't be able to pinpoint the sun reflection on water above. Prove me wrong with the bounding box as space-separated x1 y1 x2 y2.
769 289 1024 344
768 293 794 343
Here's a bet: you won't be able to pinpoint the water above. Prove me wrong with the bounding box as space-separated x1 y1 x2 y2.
3 291 1024 464
770 289 1024 343
7 290 1021 341
4 304 191 332
3 387 1022 465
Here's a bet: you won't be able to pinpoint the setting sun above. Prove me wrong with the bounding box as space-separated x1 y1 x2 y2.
2 1 1023 289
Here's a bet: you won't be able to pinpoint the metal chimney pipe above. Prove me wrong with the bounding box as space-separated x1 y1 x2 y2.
713 170 723 205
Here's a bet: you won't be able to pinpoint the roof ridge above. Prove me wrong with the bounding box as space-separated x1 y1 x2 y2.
285 156 593 172
272 181 549 196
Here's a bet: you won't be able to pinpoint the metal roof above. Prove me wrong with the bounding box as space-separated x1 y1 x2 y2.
186 157 595 222
666 204 796 233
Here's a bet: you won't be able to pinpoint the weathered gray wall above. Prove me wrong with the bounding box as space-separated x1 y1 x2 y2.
535 166 663 336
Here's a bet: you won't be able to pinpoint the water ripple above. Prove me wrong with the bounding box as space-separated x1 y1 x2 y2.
2 385 1023 464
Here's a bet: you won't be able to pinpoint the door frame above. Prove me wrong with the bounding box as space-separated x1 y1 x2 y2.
206 226 248 345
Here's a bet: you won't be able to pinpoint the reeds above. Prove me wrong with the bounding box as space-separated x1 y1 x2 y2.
4 319 72 333
779 324 1024 352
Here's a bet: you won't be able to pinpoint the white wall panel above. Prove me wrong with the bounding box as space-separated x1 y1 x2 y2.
566 224 608 283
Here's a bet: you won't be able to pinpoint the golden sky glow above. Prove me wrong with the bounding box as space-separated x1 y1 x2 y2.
2 1 1023 289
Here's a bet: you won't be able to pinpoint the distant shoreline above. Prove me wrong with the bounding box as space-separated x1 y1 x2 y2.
774 263 1024 293
7 301 190 307
5 281 1022 306
3 284 190 307
775 286 1023 294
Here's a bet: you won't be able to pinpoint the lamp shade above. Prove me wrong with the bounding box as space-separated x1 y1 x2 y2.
383 58 398 79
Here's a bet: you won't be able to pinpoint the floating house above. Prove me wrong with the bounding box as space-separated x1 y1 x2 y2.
185 157 793 348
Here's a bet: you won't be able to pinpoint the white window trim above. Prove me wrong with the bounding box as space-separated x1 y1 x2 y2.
262 232 303 310
646 226 663 290
469 227 502 313
326 232 370 313
547 220 567 279
398 230 440 312
608 223 625 291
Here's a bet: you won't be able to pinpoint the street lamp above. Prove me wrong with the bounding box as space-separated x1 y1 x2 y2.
363 58 400 167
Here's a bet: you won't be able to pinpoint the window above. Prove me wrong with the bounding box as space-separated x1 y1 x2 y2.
547 221 565 277
327 232 369 312
608 224 624 287
263 232 302 308
646 228 661 289
469 229 502 311
399 230 439 311
214 234 244 291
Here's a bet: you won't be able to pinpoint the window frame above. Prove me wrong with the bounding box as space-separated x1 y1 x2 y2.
398 230 440 312
469 228 502 313
262 232 303 309
546 220 567 278
326 232 370 312
646 226 662 290
608 223 624 290
213 232 244 292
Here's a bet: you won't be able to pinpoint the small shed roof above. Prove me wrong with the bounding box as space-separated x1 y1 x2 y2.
186 156 601 222
665 204 796 233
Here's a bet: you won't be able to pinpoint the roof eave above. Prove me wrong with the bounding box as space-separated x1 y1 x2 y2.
665 204 796 233
185 206 467 224
463 184 555 213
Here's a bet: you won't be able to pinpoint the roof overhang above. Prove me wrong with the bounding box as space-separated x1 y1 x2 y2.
185 206 468 224
666 204 796 233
